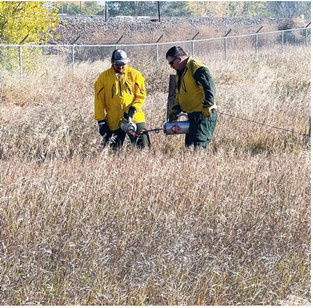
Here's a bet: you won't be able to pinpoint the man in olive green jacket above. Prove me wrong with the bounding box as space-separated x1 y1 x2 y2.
166 46 217 149
94 49 150 149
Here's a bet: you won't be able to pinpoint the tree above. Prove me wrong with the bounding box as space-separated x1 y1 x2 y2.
219 1 269 18
0 1 59 70
58 2 81 15
83 1 103 15
0 1 59 44
107 1 121 16
241 2 269 18
116 1 156 16
267 1 311 18
187 1 217 17
108 1 191 17
160 1 192 16
187 1 311 18
58 1 103 15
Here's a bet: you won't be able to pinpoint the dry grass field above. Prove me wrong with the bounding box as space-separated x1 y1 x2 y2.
0 45 311 305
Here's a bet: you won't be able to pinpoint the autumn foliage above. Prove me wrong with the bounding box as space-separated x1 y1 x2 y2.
0 1 59 44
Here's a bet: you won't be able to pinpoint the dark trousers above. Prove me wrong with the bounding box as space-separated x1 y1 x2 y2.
103 122 151 150
185 110 217 149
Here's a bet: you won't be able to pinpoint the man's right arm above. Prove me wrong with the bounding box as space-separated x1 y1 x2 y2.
94 77 106 121
94 76 109 136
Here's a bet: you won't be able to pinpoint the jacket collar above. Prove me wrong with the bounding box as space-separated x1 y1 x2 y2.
186 56 193 67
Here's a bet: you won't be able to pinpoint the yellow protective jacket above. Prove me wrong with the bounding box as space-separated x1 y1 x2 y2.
173 57 217 113
94 66 146 130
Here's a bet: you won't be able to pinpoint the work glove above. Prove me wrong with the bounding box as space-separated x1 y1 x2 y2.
202 106 211 118
168 105 182 122
98 120 108 136
123 106 136 120
202 99 217 117
169 111 179 122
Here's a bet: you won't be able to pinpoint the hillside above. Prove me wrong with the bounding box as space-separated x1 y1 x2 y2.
51 15 309 45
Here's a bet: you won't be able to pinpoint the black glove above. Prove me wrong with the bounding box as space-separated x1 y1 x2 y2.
168 105 181 122
169 110 179 122
98 120 108 136
124 106 136 120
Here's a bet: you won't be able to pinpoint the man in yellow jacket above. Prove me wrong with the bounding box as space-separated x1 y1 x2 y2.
94 49 150 149
166 46 217 149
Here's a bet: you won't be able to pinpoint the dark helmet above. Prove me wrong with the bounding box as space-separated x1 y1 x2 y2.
111 49 129 65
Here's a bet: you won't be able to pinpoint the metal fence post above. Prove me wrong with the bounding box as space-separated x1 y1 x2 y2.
305 22 311 47
156 34 163 61
192 40 194 56
224 29 231 60
191 31 199 57
115 35 123 50
70 36 80 74
72 45 75 73
255 34 259 56
17 35 29 82
255 26 263 56
224 37 227 59
18 46 23 82
305 28 308 46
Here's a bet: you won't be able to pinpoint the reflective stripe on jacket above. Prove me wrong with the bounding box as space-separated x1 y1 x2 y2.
173 57 217 113
94 66 146 130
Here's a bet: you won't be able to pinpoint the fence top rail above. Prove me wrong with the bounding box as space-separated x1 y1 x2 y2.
0 27 310 48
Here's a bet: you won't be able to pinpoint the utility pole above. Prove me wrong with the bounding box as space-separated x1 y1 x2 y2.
104 1 108 21
157 1 160 22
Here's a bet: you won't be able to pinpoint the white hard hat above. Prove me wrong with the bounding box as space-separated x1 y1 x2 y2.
111 49 129 65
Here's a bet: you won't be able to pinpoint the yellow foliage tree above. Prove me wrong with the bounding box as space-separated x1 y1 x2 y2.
0 1 59 44
0 1 60 70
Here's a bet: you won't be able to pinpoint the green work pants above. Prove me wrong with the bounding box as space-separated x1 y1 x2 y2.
185 110 217 149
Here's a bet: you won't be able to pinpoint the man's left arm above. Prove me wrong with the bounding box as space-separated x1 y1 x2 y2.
194 66 216 108
132 72 147 110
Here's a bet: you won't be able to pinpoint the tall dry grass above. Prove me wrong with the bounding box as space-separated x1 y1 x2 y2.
0 46 311 305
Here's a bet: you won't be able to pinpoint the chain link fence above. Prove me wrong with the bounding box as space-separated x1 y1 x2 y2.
0 27 310 80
